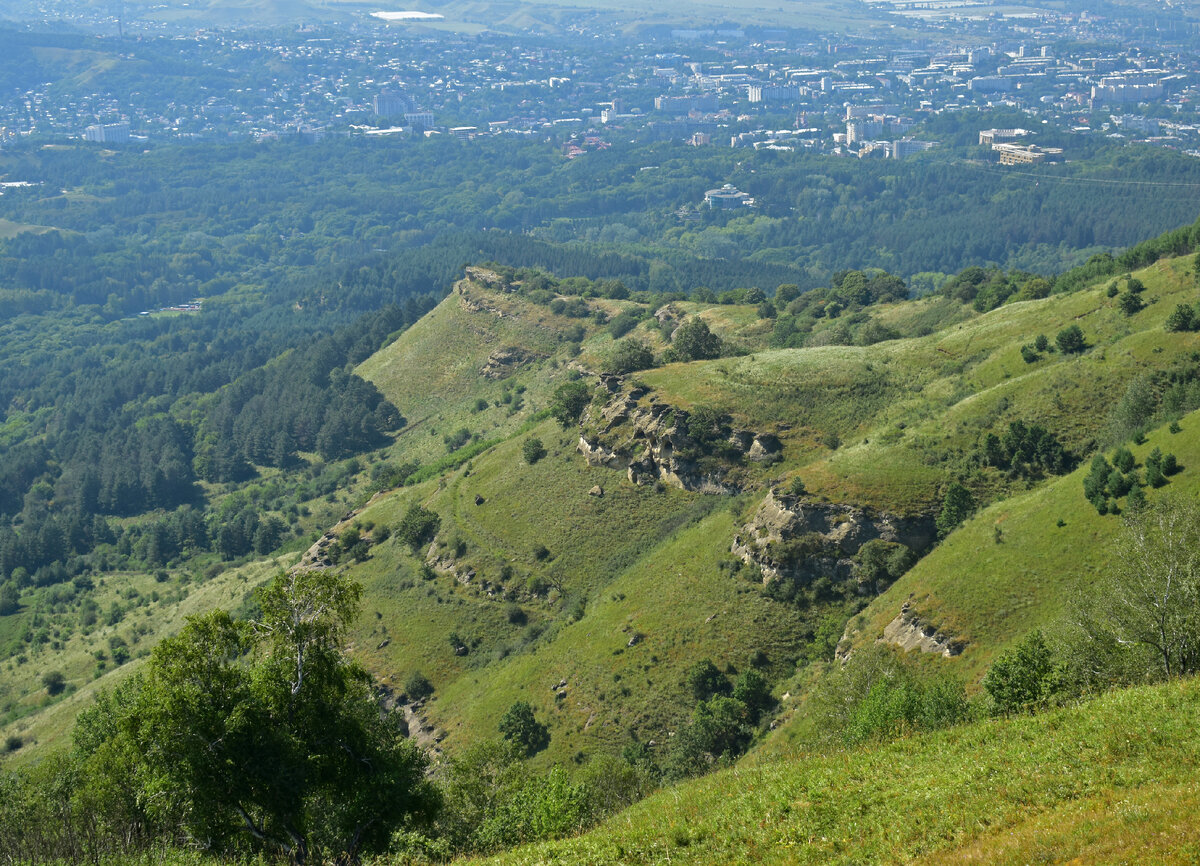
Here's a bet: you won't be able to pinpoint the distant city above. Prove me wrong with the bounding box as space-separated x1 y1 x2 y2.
0 8 1197 162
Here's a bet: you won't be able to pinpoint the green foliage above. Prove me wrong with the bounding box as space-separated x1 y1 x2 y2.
1164 303 1199 332
856 539 915 594
1063 494 1200 686
431 741 647 857
1117 290 1146 316
665 318 723 363
604 338 655 375
936 482 975 538
396 503 441 552
983 630 1062 714
405 670 434 701
607 312 639 339
664 695 755 781
65 570 436 861
983 421 1074 478
1055 324 1086 354
522 437 547 465
685 658 731 702
549 381 590 428
731 669 774 724
41 670 65 695
498 701 550 757
444 426 473 452
809 645 970 748
1083 454 1116 512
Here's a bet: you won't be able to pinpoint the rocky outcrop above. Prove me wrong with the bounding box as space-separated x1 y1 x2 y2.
878 602 966 657
426 542 476 586
731 489 936 589
464 266 515 292
576 378 777 494
481 346 541 379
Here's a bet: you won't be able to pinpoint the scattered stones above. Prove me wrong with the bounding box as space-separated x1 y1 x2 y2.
588 485 604 497
474 494 485 505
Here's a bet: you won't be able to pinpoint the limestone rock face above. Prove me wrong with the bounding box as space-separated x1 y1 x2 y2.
846 602 967 660
481 346 541 379
576 379 774 495
731 489 936 588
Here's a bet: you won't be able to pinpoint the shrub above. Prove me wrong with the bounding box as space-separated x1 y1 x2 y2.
1117 291 1145 316
522 438 547 464
405 671 434 701
936 482 974 538
396 504 441 552
686 659 731 702
731 669 774 723
549 381 590 428
42 670 66 695
983 630 1061 714
499 701 550 757
1164 304 1198 332
607 312 638 339
604 339 654 374
667 318 722 362
1055 324 1086 354
664 696 754 780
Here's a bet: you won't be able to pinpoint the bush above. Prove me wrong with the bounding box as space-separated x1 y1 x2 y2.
1055 324 1086 354
1164 304 1198 332
1117 291 1145 316
522 438 547 464
498 701 550 757
983 630 1061 714
810 645 971 748
686 659 731 702
396 504 441 552
42 670 66 696
607 312 638 339
549 381 590 428
404 670 434 701
604 338 655 374
667 318 722 362
936 482 974 538
664 696 754 780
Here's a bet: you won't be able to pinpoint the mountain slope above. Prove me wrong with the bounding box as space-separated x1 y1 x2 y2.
474 676 1200 865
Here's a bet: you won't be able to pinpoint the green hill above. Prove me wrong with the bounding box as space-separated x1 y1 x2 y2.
5 234 1200 864
476 676 1200 865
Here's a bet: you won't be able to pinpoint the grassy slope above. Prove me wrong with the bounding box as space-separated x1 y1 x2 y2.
0 555 294 765
642 252 1200 514
474 677 1200 865
357 284 593 465
844 408 1200 677
348 257 1200 763
7 251 1197 778
342 421 810 765
347 281 819 763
